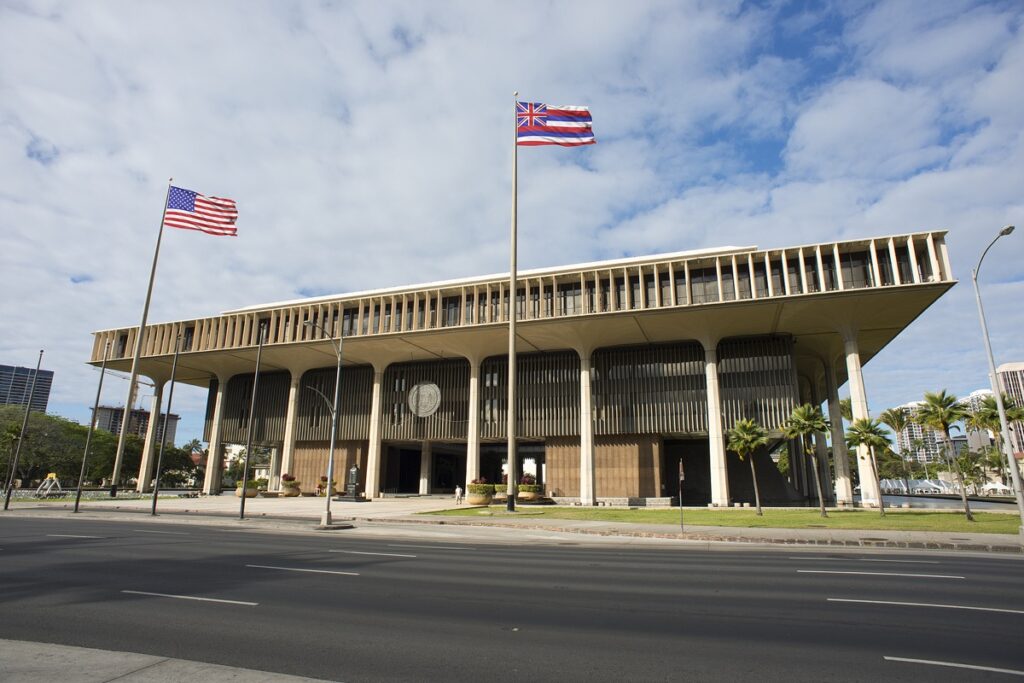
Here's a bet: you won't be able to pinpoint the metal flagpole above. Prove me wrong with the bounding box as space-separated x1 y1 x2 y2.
75 343 110 513
506 92 519 513
4 350 44 511
111 178 174 497
151 333 182 516
240 322 267 520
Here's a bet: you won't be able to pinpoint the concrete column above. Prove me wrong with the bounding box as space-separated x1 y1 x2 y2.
278 372 302 489
202 377 228 494
825 362 853 504
136 382 165 493
365 369 384 499
704 344 729 506
844 336 881 505
579 353 596 506
268 446 281 491
465 359 480 487
419 441 432 494
814 429 832 504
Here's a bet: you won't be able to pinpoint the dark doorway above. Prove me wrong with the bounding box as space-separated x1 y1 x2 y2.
663 439 711 505
383 447 422 494
431 450 465 493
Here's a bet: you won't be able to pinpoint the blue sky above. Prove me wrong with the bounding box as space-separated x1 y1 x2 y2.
1 0 1022 444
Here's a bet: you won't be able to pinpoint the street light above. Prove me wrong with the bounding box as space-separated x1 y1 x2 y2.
304 320 343 527
972 224 1024 534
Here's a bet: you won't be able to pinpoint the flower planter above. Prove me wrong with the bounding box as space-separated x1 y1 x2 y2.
517 491 541 502
466 492 493 505
235 486 259 498
282 485 301 497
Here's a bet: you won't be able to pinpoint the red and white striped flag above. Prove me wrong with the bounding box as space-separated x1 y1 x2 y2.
164 186 238 236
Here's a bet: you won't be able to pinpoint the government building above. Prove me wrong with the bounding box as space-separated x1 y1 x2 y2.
89 231 954 507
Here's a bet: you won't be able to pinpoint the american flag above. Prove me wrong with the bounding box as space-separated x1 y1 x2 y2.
163 186 238 237
516 102 595 147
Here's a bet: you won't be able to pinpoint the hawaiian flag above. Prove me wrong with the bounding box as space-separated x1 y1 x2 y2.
516 101 595 147
163 186 238 237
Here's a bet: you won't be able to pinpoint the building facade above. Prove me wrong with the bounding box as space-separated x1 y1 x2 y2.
90 231 954 506
91 405 179 447
997 363 1024 453
0 363 54 413
893 401 943 463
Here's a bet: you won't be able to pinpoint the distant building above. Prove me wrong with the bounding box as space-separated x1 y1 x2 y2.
997 362 1024 453
894 401 943 463
0 363 54 413
960 389 994 453
92 405 179 447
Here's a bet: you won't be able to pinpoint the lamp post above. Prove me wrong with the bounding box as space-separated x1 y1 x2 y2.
304 320 343 527
972 224 1024 534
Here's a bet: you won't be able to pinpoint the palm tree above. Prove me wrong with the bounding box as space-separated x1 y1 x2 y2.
879 407 911 493
976 394 1024 484
846 418 890 516
726 419 769 516
916 390 973 521
839 398 853 423
783 404 830 518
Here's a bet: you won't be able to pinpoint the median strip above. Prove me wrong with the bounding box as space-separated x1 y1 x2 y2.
121 590 257 606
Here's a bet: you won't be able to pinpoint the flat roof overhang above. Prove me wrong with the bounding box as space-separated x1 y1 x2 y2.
94 281 954 392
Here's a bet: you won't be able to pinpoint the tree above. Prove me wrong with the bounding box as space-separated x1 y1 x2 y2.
975 394 1024 485
916 390 973 521
846 418 890 516
879 407 912 493
839 398 853 422
783 404 830 518
727 419 769 516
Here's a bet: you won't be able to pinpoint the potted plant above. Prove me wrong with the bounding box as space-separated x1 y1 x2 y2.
235 479 259 498
492 474 509 501
281 473 301 497
517 473 542 502
316 476 337 496
467 478 493 505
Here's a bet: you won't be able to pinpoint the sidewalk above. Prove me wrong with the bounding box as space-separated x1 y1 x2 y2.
0 638 334 683
5 494 1022 554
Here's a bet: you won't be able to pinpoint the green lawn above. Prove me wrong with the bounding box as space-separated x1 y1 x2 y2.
426 506 1021 534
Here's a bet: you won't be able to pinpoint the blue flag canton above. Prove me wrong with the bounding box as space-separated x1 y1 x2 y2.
167 186 197 212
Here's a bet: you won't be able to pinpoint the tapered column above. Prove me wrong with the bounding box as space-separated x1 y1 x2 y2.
814 430 833 504
419 442 432 494
268 446 281 491
579 353 596 506
465 359 480 487
704 344 729 506
844 336 881 505
136 381 165 493
825 361 853 504
202 376 228 494
365 369 384 499
278 372 302 490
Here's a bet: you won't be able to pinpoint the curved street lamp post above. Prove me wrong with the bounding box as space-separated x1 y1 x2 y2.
972 224 1024 534
304 321 343 527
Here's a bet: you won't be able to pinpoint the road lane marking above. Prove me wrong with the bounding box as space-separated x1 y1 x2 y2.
133 529 189 535
46 534 103 539
330 550 416 558
387 544 471 551
246 564 359 576
798 570 964 579
885 656 1024 676
830 598 1024 615
788 557 939 564
121 590 257 606
859 558 939 564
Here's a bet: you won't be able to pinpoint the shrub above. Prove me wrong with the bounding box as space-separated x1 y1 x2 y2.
518 484 542 494
519 473 536 485
467 483 493 495
492 483 506 494
471 477 488 484
236 479 260 488
282 473 297 483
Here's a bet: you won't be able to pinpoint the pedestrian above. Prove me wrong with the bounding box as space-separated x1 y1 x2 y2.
454 484 463 504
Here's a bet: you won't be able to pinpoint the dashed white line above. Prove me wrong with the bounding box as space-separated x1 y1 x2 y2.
133 529 189 535
46 534 102 539
246 564 359 576
859 558 940 564
330 550 416 558
798 570 963 579
121 590 257 606
788 557 939 564
830 598 1024 615
387 544 471 551
885 656 1024 676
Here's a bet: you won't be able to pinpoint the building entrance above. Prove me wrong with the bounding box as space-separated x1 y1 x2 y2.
663 439 711 506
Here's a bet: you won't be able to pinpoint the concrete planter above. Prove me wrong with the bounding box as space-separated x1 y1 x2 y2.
466 492 493 505
235 486 258 498
517 490 541 502
281 485 301 497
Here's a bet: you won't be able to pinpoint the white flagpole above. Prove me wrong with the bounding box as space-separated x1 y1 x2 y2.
506 93 518 512
110 178 173 497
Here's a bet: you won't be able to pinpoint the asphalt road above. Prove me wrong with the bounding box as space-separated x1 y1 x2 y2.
1 516 1022 682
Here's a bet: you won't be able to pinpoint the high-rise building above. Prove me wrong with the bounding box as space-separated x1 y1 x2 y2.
91 406 179 447
893 401 943 463
0 363 54 413
997 362 1024 452
960 389 994 453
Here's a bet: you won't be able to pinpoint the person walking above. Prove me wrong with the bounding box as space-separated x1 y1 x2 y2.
454 484 463 504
